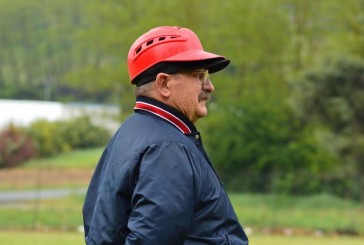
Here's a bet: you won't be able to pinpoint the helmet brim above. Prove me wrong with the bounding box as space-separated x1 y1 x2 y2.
132 50 230 86
165 50 230 73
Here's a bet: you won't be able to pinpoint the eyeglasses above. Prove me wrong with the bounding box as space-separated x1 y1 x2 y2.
180 69 210 85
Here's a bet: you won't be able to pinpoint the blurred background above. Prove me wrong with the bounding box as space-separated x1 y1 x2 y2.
0 0 363 244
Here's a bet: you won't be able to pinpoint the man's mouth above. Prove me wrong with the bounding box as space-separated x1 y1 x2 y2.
199 93 210 102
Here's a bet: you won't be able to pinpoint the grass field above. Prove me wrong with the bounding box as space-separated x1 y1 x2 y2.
23 148 103 169
230 192 364 235
1 192 362 235
0 231 363 245
0 148 363 244
0 231 84 245
0 195 84 229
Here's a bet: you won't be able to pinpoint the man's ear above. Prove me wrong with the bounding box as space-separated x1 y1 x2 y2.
155 73 172 98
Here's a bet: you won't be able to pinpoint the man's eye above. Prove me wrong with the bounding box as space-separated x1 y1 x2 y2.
192 72 203 79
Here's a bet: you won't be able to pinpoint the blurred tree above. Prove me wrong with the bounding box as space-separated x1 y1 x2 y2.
1 0 362 104
200 97 336 194
291 55 364 199
328 0 364 57
0 0 93 101
201 0 290 103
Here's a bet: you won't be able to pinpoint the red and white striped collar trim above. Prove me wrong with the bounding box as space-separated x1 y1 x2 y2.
134 97 196 134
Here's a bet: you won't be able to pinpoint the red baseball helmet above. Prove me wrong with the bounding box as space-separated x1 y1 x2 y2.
127 26 229 85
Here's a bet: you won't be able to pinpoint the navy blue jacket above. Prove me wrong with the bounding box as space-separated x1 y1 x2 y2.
83 96 249 244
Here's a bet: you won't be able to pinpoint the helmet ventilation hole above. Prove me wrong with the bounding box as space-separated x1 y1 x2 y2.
134 35 184 56
146 40 154 46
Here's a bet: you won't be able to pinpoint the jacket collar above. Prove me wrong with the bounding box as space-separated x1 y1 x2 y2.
134 96 197 134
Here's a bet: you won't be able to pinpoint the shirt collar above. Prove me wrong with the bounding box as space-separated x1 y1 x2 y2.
134 96 197 134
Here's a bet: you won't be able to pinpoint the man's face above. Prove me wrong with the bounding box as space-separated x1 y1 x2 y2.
169 69 214 123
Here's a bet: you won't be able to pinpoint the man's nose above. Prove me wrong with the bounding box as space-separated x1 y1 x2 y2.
202 79 214 93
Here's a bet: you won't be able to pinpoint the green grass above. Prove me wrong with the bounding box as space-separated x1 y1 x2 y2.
0 195 84 230
0 231 84 245
250 234 364 245
23 148 103 169
230 193 364 235
0 191 363 236
0 232 363 245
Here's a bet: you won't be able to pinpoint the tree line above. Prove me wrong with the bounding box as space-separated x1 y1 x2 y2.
1 0 363 199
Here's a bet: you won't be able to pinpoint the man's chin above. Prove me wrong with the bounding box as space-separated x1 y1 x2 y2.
197 107 208 118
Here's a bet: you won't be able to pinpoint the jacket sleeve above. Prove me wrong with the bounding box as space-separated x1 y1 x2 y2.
125 142 195 245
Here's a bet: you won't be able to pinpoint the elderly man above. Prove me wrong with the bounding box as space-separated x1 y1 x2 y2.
83 26 249 245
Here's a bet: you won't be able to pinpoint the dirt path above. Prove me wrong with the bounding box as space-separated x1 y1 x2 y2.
0 168 94 189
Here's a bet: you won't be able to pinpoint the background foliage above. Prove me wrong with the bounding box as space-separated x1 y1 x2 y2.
0 117 111 166
0 124 37 168
1 0 363 198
